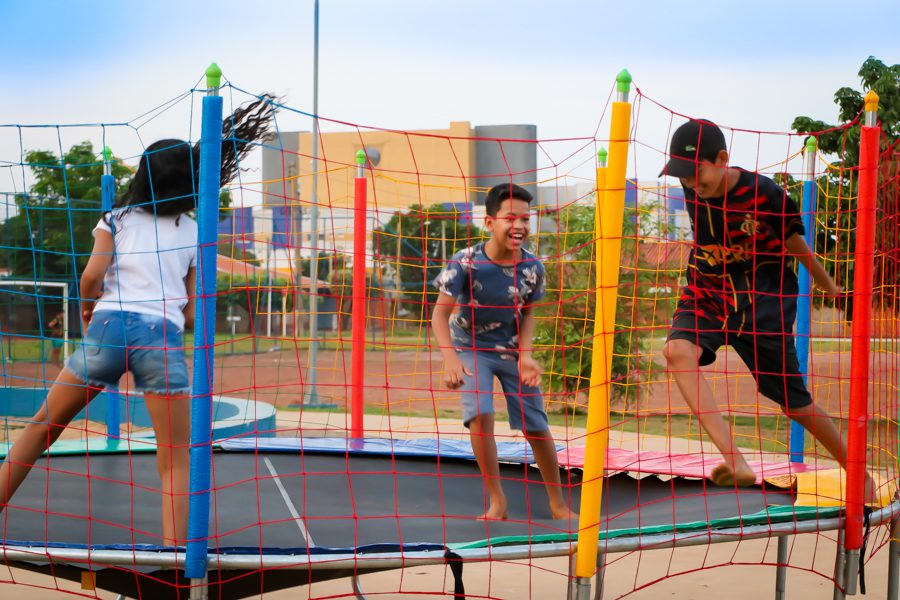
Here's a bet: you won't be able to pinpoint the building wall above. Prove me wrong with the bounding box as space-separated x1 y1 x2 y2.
296 121 477 212
261 132 299 208
474 124 538 204
259 122 542 270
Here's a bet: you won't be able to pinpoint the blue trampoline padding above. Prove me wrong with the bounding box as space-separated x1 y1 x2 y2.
218 437 562 464
0 437 157 459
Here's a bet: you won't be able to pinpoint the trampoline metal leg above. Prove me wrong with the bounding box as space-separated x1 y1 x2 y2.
573 576 593 600
834 528 846 600
189 577 208 600
889 517 900 600
567 554 576 600
594 552 606 600
351 574 370 600
775 535 788 600
569 546 605 600
844 549 860 596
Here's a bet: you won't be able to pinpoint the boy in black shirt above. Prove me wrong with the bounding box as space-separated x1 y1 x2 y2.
660 119 854 488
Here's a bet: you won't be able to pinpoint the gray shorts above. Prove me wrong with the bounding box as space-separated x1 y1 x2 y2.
457 350 549 433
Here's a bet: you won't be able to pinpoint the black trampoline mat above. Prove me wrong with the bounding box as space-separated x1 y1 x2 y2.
1 452 795 551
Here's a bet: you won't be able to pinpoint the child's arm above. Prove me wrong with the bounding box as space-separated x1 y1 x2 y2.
182 267 196 330
431 293 470 389
518 308 543 387
79 229 114 330
784 233 840 296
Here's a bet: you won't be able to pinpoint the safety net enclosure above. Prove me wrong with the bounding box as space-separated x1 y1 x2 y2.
0 64 897 599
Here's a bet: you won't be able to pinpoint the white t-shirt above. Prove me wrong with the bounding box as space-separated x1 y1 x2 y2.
92 208 198 330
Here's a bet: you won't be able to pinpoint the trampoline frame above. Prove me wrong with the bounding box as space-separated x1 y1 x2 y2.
2 499 898 599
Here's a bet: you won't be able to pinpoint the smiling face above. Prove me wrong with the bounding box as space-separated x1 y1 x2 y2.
679 150 731 199
485 198 531 255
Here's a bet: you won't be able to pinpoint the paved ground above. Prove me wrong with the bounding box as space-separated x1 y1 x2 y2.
3 342 897 419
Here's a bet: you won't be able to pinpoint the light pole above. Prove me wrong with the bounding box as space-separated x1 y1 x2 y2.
305 0 321 405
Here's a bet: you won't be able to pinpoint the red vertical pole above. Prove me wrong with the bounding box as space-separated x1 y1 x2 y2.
845 91 880 558
350 150 368 438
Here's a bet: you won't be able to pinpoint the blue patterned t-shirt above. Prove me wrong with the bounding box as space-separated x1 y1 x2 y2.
433 243 546 358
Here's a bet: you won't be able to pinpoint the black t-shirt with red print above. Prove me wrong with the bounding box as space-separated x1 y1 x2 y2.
679 168 805 323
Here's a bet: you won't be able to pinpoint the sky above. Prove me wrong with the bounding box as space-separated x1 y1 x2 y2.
1 0 899 203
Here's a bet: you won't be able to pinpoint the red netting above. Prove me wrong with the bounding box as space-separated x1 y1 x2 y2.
0 72 897 599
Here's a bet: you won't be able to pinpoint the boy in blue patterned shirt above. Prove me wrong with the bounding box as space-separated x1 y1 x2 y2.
432 183 575 521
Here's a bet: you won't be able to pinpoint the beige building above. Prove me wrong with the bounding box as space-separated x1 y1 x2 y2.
294 121 478 210
259 122 537 265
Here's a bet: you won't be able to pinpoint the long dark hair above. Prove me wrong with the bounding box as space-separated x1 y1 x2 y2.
117 93 276 216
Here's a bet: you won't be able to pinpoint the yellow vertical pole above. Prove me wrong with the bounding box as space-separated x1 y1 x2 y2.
573 69 632 597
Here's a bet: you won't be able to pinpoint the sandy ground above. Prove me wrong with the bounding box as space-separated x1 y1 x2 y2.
3 533 896 599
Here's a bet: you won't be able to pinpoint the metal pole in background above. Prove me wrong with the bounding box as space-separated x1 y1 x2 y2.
100 146 121 442
305 0 321 405
266 240 273 338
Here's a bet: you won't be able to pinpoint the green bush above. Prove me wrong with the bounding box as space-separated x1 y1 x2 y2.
534 204 673 409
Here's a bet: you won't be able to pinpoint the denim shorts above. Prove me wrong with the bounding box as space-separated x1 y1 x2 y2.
457 350 549 433
65 311 190 395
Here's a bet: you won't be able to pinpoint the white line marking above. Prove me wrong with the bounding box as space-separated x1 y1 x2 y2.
263 456 315 547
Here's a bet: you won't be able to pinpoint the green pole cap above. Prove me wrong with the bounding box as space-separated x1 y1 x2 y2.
804 136 817 154
616 69 632 94
205 63 222 89
356 149 367 166
597 147 608 166
102 146 113 162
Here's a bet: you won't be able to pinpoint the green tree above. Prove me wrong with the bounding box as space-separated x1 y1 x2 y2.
3 141 132 280
372 204 483 320
790 56 900 310
534 205 673 408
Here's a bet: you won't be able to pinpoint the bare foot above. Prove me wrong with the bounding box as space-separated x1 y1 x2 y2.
476 504 509 521
550 504 578 521
864 473 879 505
710 463 757 487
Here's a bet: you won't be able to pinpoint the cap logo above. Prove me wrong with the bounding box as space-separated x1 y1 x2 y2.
684 144 696 152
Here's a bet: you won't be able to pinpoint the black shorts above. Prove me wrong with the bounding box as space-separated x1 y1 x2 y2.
667 280 812 410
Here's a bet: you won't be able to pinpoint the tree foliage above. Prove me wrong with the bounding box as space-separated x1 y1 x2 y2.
4 143 250 283
790 56 900 308
534 205 674 407
372 204 484 320
3 142 132 281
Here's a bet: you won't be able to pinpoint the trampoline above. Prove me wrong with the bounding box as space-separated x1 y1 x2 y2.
4 437 892 600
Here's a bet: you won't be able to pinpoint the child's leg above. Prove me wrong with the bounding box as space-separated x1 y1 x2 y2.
523 430 576 520
785 403 847 465
0 369 100 507
664 339 755 485
786 403 877 502
468 414 508 520
144 393 191 545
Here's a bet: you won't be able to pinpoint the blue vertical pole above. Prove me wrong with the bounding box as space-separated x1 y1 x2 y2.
790 136 817 463
100 146 121 443
185 63 223 580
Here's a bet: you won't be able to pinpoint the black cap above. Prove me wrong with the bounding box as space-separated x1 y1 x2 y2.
659 119 727 178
